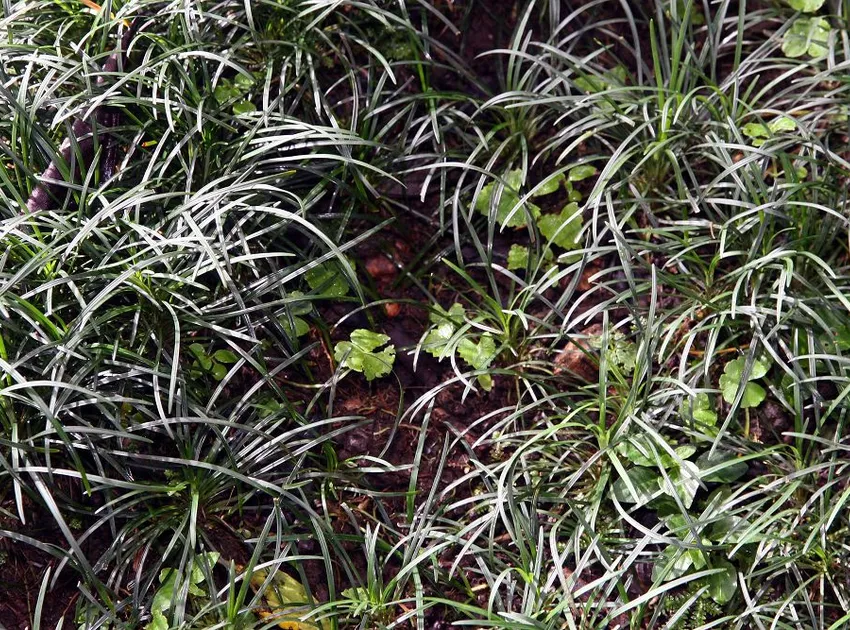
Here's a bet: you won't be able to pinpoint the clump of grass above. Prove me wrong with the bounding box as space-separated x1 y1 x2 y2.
3 0 850 628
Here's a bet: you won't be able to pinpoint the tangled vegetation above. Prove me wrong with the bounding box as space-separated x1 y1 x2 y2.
1 0 850 628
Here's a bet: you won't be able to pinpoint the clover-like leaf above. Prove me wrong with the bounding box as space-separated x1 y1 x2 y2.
720 357 769 407
538 202 582 250
782 17 831 58
250 568 327 630
334 329 396 381
789 0 825 12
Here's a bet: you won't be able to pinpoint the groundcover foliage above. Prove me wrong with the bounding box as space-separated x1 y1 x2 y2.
2 0 850 628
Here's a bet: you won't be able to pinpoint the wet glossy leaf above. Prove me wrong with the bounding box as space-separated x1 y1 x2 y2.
568 165 597 182
213 349 238 364
706 561 738 603
305 262 350 297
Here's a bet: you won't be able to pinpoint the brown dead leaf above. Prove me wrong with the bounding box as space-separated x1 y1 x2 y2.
554 324 602 381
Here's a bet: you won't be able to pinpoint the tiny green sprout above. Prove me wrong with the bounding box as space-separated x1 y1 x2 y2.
334 329 396 381
719 357 768 408
782 17 830 58
188 343 238 381
421 303 497 390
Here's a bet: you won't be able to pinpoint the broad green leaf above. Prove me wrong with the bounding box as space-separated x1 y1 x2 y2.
233 100 256 114
474 170 542 228
534 173 564 196
741 122 769 139
782 17 831 58
429 302 465 326
213 349 239 364
287 291 314 316
719 375 767 408
457 334 497 370
234 74 254 91
305 262 350 297
251 568 327 630
477 373 493 391
568 165 597 182
691 393 718 426
720 358 768 406
706 561 738 604
612 466 662 506
334 329 396 381
210 362 228 381
769 116 796 133
789 0 825 12
538 202 582 249
659 461 700 508
280 315 310 338
651 545 694 582
423 322 455 358
696 451 748 483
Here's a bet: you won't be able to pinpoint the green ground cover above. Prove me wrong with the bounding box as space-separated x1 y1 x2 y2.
2 0 850 627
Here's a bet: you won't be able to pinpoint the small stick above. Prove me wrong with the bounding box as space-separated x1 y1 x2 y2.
25 15 142 214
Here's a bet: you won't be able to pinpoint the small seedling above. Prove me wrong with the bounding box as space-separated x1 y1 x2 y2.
146 553 219 630
334 329 396 381
422 303 497 390
498 165 595 270
612 432 700 508
188 343 239 381
214 74 256 114
719 357 768 408
250 567 327 629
